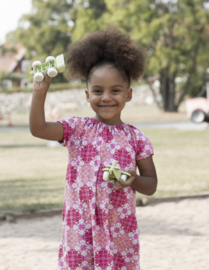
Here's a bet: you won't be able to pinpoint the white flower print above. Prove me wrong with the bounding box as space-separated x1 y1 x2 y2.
80 160 84 166
96 225 100 231
129 229 139 245
73 203 79 210
113 247 118 254
117 203 131 218
82 261 88 266
100 198 109 213
72 182 78 189
75 139 80 146
108 204 113 210
126 146 131 152
71 157 80 167
90 157 100 171
72 177 84 192
72 203 83 215
121 248 138 262
75 240 92 256
94 243 101 252
57 117 153 270
74 219 91 235
110 223 124 238
101 181 109 190
105 242 112 252
105 139 118 152
82 140 88 145
124 187 133 200
87 180 94 188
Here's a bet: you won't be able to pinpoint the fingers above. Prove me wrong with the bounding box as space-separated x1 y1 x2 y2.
125 169 136 176
120 176 135 187
32 71 51 84
114 175 136 189
44 71 52 83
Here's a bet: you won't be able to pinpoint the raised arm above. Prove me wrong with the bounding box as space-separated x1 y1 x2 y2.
29 72 64 141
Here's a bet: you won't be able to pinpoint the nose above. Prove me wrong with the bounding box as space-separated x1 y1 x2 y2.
101 92 112 102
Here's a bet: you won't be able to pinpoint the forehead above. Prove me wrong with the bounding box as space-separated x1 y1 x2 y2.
88 65 128 86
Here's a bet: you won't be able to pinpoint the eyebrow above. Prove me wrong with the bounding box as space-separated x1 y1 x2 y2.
91 84 123 88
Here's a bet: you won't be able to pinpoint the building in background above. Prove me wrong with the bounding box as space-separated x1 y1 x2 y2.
0 44 31 89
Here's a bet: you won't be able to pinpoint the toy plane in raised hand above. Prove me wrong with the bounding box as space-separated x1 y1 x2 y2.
30 54 65 82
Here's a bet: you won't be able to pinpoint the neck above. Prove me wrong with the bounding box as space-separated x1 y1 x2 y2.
93 114 123 126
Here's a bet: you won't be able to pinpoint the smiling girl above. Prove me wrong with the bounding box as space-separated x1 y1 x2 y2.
30 27 157 270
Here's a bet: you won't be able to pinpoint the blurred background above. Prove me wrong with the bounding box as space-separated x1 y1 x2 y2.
0 1 209 269
1 0 209 214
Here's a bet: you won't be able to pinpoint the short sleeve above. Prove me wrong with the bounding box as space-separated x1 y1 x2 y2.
57 117 78 147
135 130 154 161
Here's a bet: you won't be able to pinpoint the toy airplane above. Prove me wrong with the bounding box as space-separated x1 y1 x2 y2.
30 54 65 82
103 160 131 182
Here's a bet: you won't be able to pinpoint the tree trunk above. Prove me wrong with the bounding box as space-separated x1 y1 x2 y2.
160 74 178 112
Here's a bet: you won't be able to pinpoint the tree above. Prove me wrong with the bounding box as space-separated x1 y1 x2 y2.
6 0 107 83
72 0 209 111
6 0 76 83
69 0 107 41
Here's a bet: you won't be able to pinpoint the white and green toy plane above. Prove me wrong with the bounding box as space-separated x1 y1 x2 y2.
103 160 131 182
30 54 65 82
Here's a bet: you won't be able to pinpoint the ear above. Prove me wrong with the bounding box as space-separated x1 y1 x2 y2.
126 88 132 102
85 90 90 103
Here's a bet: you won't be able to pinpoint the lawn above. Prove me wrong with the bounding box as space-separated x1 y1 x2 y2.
0 102 188 127
0 127 209 215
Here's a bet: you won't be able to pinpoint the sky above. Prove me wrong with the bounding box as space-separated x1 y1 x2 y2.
0 0 32 45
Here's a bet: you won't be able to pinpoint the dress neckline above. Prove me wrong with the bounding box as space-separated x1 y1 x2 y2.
89 117 126 127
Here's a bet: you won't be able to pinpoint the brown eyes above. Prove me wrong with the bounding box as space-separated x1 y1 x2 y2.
93 89 120 93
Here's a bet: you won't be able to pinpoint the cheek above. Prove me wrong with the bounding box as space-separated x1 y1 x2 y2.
89 95 99 105
118 94 128 103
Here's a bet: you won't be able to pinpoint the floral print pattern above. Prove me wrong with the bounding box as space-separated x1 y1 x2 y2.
57 117 154 270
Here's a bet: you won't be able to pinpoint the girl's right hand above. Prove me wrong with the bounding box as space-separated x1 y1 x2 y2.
30 64 64 142
33 73 52 93
32 65 52 93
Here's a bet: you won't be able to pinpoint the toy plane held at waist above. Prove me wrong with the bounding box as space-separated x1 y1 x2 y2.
103 160 131 182
30 54 65 82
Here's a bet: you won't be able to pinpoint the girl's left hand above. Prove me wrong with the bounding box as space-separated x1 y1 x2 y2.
114 169 136 189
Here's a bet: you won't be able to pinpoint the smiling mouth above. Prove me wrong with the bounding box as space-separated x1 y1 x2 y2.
99 105 116 108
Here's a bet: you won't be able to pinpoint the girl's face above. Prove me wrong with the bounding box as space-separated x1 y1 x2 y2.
85 65 132 125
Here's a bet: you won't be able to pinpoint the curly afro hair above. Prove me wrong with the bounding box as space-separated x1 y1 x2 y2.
66 26 146 84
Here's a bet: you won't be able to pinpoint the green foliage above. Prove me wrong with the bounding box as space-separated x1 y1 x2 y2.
71 0 209 109
71 8 99 42
12 0 73 57
5 0 209 108
0 72 23 88
0 45 17 56
6 0 74 83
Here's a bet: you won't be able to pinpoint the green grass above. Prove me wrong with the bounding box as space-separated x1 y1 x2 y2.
0 102 188 127
0 128 209 214
141 128 209 198
0 145 67 214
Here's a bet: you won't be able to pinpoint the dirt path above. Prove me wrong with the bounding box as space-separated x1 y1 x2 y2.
0 198 208 270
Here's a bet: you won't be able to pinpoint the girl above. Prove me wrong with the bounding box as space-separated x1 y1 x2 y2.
30 27 157 270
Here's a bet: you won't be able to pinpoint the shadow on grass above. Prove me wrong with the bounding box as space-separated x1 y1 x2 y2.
0 178 64 215
0 144 47 148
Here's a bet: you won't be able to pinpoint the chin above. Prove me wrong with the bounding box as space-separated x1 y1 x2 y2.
99 114 117 120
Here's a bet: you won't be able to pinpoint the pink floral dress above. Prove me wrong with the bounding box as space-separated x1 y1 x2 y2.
57 117 154 270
